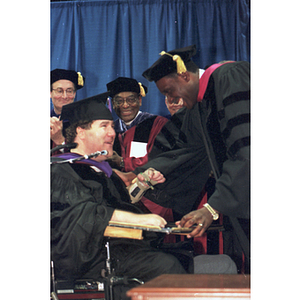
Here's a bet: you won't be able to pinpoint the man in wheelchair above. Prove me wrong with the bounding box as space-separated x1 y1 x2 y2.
51 92 236 299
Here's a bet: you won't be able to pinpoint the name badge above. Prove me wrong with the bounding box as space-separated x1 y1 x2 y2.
130 141 147 157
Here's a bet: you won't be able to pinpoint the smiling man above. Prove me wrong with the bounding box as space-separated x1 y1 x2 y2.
105 77 174 234
50 68 85 149
107 77 154 134
106 77 168 171
141 45 250 273
51 93 189 299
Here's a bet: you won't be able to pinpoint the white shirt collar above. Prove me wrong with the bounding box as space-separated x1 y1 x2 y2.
124 111 142 126
199 68 205 79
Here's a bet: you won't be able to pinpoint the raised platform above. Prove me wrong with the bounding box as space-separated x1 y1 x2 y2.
127 274 250 299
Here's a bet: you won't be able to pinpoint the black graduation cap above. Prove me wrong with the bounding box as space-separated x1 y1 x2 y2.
106 77 148 99
61 92 113 135
142 45 197 82
51 68 85 90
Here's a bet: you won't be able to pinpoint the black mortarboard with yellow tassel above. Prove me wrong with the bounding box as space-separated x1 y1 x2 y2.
61 92 112 125
142 45 197 82
51 68 85 90
106 77 147 99
60 92 112 137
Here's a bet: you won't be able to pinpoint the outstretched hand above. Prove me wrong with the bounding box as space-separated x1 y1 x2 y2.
176 207 213 238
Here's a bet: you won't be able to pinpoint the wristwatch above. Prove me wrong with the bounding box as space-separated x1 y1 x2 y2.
203 203 219 220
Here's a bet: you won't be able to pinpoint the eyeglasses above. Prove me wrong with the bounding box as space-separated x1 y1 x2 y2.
52 88 75 97
113 95 139 107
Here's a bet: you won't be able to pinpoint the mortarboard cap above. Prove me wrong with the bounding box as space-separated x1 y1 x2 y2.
106 77 148 99
142 45 197 82
61 92 112 134
51 68 85 90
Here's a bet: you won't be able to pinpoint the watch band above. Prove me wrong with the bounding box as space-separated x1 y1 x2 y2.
203 203 219 220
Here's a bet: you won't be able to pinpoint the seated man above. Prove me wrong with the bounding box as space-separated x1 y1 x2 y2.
51 93 188 296
51 93 237 299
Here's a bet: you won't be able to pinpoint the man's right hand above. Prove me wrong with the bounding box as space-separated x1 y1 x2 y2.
176 207 214 238
50 116 64 145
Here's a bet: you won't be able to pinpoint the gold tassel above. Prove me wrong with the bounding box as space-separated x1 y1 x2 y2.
172 55 187 74
138 82 146 97
160 51 167 56
77 72 84 87
159 51 187 74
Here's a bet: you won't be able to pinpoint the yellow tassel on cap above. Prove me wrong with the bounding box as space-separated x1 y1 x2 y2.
159 51 187 74
138 82 146 97
172 55 187 74
77 72 84 87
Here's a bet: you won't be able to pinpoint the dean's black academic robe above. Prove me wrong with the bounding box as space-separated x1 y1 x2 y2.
133 107 212 217
134 61 250 271
197 61 250 272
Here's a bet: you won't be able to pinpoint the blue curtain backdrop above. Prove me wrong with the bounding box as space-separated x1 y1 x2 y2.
51 0 250 117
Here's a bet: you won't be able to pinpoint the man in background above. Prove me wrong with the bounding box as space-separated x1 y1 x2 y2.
106 77 173 233
50 68 85 149
106 77 168 171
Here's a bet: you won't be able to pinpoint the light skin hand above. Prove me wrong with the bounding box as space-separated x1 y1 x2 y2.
137 168 165 184
111 210 167 228
136 213 167 228
50 117 64 145
113 168 165 186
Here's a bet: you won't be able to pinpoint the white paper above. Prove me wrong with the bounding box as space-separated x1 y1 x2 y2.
130 141 147 158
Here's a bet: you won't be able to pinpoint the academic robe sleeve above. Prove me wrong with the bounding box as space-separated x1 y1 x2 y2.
51 163 115 279
206 61 250 219
132 110 211 215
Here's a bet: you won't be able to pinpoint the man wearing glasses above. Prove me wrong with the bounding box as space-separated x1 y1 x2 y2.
106 77 175 232
106 77 168 171
50 68 85 149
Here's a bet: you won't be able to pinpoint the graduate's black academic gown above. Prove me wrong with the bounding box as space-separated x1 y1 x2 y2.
51 161 187 282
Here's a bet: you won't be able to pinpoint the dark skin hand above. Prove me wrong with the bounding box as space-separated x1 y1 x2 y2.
176 207 216 238
115 166 217 237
